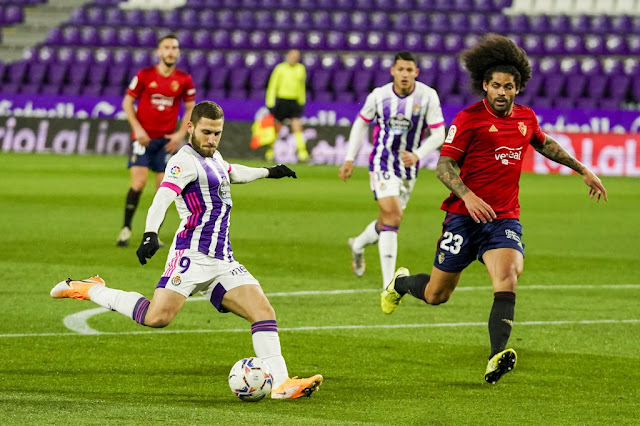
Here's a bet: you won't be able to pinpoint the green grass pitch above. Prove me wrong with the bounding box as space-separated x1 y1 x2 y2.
1 152 639 425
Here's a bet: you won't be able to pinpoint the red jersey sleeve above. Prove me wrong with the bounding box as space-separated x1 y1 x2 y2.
126 69 145 99
530 111 546 146
440 110 474 163
182 74 196 103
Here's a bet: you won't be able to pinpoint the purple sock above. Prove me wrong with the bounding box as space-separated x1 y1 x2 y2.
132 297 150 326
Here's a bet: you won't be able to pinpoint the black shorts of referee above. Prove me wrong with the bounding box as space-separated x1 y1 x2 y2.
271 98 304 122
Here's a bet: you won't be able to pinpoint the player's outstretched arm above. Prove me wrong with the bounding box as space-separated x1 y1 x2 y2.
436 156 496 223
229 164 296 184
532 135 608 202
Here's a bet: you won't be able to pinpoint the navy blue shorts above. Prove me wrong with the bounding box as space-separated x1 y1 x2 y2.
433 212 525 273
127 138 171 173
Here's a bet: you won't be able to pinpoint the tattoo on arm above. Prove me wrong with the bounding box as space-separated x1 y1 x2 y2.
436 156 470 199
533 135 585 174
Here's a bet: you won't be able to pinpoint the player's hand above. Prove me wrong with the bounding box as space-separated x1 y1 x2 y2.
134 126 151 146
338 161 354 181
581 168 608 203
461 193 496 224
399 150 419 167
266 164 297 179
136 232 159 265
164 132 184 154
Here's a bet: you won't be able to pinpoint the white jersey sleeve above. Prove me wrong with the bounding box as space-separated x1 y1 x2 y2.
425 89 445 128
160 150 198 195
358 91 378 122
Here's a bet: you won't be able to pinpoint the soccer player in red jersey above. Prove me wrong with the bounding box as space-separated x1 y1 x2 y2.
117 34 196 247
380 34 608 384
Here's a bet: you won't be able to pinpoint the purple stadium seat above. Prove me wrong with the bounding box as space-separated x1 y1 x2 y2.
74 47 93 66
580 58 602 76
137 28 156 48
244 52 264 70
132 49 152 69
335 92 356 103
446 95 466 106
366 32 385 51
191 30 212 48
632 79 640 103
97 27 116 46
103 85 123 97
37 46 55 64
248 31 267 49
273 10 291 30
226 52 244 69
373 72 391 87
320 53 340 71
206 51 225 69
293 11 312 30
105 8 124 26
208 67 230 91
529 14 549 33
118 28 138 47
508 15 529 33
144 9 162 27
180 9 198 28
322 31 342 50
569 15 590 34
424 34 445 54
267 30 287 49
87 66 107 86
288 31 307 49
608 75 630 101
473 0 494 11
605 35 627 55
444 34 464 54
211 30 230 49
249 68 270 89
449 13 469 33
352 69 373 94
68 63 88 85
236 10 255 30
346 32 366 51
113 48 132 68
3 5 24 24
342 54 363 72
302 52 321 71
393 13 410 31
6 62 27 84
68 7 86 24
563 35 585 55
469 13 489 33
370 11 389 30
318 0 337 8
310 69 331 92
216 9 235 30
361 55 380 71
187 51 207 70
331 11 350 31
543 34 564 55
610 15 631 33
573 98 597 110
549 15 570 33
531 96 553 109
553 98 576 109
20 83 41 94
559 57 580 75
312 10 330 29
590 15 611 34
587 75 608 99
313 91 334 102
254 10 274 30
332 69 353 93
543 75 566 98
565 75 586 99
248 89 266 101
228 68 249 90
523 75 542 97
230 30 249 49
538 57 560 75
190 67 208 89
307 31 327 50
81 85 103 97
350 11 368 31
598 98 620 110
61 26 80 46
334 0 353 9
85 7 105 25
162 9 180 27
40 83 60 95
436 74 457 97
627 35 640 55
430 12 449 33
205 88 228 101
488 14 509 33
25 63 46 85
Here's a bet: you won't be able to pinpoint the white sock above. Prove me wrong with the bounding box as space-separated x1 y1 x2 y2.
251 322 289 389
353 220 379 252
378 230 398 288
89 285 146 319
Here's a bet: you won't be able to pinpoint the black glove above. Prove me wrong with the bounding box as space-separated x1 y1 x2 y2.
136 232 159 265
266 164 297 179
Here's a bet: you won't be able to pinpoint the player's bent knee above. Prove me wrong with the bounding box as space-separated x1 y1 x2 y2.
425 292 450 305
142 312 175 328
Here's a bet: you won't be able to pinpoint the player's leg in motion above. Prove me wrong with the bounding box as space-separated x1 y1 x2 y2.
220 285 323 399
290 117 308 162
117 165 148 246
482 248 522 384
348 220 379 277
376 196 403 288
50 277 186 327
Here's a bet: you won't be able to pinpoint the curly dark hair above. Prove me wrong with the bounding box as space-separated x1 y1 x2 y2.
461 33 532 97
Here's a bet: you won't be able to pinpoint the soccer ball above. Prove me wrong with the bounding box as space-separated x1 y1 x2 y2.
228 357 274 402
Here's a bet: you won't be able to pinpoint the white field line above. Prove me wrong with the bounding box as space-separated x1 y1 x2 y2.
4 283 639 338
2 318 640 339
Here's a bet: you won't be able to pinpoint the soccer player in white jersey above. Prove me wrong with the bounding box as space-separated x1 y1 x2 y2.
339 51 446 288
51 101 323 400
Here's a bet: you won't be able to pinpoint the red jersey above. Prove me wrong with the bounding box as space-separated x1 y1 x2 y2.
440 99 546 219
126 66 196 139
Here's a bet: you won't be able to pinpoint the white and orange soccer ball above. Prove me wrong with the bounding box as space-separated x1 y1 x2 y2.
228 357 273 402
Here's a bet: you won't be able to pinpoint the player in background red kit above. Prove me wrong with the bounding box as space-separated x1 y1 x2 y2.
117 34 196 247
380 34 608 384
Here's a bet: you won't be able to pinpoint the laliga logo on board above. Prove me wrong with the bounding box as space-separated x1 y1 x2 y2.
494 146 522 166
170 165 181 176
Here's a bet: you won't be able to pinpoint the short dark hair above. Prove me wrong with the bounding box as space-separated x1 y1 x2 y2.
393 51 417 65
190 101 224 125
157 33 179 46
461 33 532 97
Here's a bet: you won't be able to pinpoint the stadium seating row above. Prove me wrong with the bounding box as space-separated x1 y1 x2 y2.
47 26 640 56
66 8 640 35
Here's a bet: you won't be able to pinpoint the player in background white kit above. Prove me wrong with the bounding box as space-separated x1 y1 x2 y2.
51 101 323 400
339 51 446 288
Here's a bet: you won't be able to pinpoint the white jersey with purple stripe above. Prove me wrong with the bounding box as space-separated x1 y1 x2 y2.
160 144 234 262
360 82 445 179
